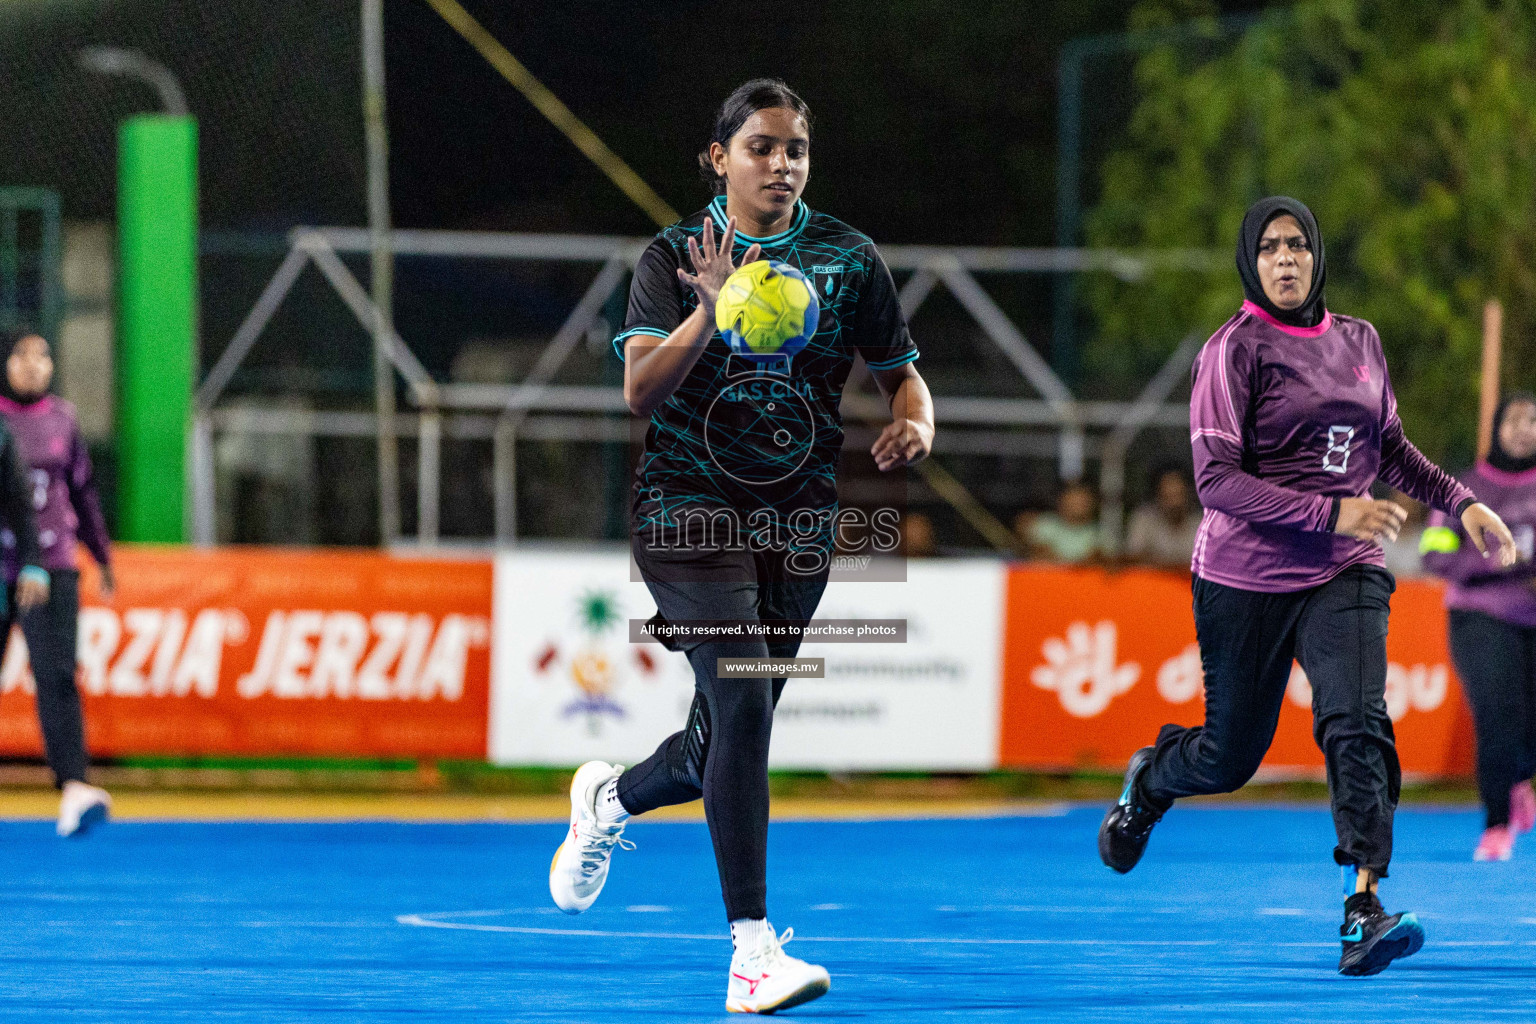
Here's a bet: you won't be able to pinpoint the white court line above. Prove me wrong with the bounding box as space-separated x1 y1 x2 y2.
396 915 1229 945
398 912 1220 946
398 908 1536 947
398 916 723 941
397 917 1536 950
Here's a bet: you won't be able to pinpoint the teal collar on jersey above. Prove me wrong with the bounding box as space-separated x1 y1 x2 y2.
707 195 809 246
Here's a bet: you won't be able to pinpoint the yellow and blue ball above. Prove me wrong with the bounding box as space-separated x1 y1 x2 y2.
715 259 820 362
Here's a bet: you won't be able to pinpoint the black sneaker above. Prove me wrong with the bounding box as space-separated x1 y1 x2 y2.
1338 891 1425 976
1099 746 1165 874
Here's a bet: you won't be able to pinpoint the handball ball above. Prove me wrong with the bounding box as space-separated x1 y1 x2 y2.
715 259 820 362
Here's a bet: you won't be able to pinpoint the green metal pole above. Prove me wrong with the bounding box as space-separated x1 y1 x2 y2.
117 114 198 542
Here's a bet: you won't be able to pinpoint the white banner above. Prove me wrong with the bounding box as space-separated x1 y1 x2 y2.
489 549 1003 770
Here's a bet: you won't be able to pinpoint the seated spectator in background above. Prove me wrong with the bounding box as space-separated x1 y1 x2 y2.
1125 466 1201 568
1381 490 1426 579
1017 481 1102 563
901 511 938 558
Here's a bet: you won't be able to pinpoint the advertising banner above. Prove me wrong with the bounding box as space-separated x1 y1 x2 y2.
489 550 1005 770
998 565 1474 777
0 546 1475 775
0 547 493 758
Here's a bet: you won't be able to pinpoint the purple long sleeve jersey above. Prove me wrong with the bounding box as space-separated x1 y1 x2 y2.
1421 463 1536 627
0 396 111 582
1189 300 1475 592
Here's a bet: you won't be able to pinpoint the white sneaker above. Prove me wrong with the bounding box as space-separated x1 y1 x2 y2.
549 761 632 914
725 926 831 1014
57 782 111 838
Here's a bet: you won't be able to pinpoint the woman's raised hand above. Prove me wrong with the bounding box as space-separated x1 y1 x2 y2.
1461 501 1520 567
676 216 761 316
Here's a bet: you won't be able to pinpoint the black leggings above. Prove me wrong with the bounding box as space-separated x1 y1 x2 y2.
617 542 828 922
1447 609 1536 828
1143 565 1400 875
1 569 86 787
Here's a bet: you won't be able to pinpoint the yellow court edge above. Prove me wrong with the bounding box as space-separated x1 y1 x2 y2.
0 790 1068 823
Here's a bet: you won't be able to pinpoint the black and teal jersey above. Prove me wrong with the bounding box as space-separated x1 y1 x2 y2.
614 196 919 542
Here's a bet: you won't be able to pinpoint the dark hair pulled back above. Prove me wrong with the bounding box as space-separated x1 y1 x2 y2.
697 78 812 195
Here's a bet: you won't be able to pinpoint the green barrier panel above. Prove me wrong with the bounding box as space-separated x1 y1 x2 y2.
117 115 197 542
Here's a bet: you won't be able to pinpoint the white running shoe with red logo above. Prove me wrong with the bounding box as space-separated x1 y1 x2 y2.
725 925 830 1014
548 761 631 914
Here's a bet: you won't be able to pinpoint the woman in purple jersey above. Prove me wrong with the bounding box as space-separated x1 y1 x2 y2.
1097 197 1517 976
0 330 114 837
1422 393 1536 861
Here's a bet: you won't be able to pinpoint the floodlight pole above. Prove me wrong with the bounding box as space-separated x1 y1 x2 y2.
78 47 189 117
362 0 401 546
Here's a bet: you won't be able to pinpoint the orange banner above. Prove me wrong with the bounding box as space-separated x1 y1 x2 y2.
0 547 492 758
999 566 1475 778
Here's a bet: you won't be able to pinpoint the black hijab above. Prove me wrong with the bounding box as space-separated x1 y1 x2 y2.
1488 391 1536 474
0 328 48 406
1236 196 1329 329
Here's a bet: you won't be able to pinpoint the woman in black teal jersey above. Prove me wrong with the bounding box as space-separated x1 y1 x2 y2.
546 78 935 1014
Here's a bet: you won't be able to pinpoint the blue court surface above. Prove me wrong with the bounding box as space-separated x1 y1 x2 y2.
2 806 1535 1022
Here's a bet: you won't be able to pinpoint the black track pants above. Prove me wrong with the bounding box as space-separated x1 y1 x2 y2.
0 570 86 787
1447 609 1536 828
617 542 828 923
1142 565 1401 875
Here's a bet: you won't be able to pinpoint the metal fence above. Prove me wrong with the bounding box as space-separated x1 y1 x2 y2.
194 228 1213 552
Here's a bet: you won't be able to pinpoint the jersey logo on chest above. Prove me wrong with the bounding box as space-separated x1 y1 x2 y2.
809 264 846 302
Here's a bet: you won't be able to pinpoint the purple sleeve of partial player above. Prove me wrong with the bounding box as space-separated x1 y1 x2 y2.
1422 464 1536 627
1189 318 1334 532
1374 363 1476 518
67 424 111 567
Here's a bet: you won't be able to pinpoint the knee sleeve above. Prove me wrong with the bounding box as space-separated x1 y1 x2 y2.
667 693 711 791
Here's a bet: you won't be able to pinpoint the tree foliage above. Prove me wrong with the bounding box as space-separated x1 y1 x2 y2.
1086 0 1536 463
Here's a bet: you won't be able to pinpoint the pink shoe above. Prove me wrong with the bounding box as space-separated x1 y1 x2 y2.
1511 782 1536 835
1475 825 1514 862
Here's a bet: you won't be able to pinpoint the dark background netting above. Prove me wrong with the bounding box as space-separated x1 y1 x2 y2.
0 0 1268 546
